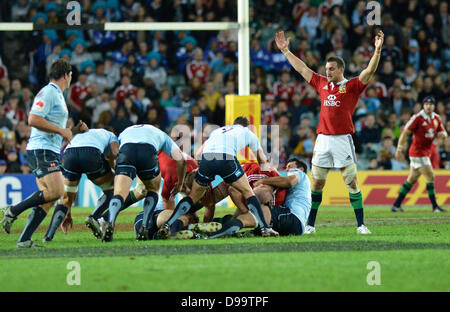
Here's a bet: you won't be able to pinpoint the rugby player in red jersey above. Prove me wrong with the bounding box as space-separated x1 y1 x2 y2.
275 29 385 234
392 96 448 212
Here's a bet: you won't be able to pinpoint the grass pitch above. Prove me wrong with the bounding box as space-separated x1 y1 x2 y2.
0 205 448 292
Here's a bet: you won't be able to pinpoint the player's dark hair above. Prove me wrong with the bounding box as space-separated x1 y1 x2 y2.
326 56 345 69
287 157 308 173
49 59 72 81
233 116 250 127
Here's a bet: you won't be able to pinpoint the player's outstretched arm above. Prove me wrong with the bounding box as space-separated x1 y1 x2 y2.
28 113 73 142
275 30 313 83
254 174 299 189
359 30 384 84
395 129 411 161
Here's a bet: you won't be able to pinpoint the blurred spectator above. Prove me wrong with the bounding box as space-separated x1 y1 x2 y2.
114 75 137 105
144 52 167 90
186 48 210 84
108 105 133 135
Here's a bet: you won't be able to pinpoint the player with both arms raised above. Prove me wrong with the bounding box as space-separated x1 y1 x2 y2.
275 29 385 234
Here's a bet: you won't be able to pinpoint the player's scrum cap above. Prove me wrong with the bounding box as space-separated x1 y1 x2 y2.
422 96 436 105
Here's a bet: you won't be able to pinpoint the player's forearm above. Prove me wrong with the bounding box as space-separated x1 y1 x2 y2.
397 132 409 152
28 114 65 135
176 159 187 187
258 176 294 188
360 49 381 83
281 48 313 83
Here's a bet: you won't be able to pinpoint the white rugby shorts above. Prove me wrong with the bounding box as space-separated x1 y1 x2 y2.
409 156 432 169
312 134 357 168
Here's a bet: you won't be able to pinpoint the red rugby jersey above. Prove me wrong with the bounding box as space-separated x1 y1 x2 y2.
405 110 445 157
159 152 198 200
308 72 367 135
242 162 287 207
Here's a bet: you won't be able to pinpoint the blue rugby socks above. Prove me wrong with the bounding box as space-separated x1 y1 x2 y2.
246 196 269 228
170 219 185 234
91 191 113 219
18 206 47 243
11 191 46 217
142 191 159 230
166 196 194 226
107 195 124 224
44 204 68 239
208 219 243 239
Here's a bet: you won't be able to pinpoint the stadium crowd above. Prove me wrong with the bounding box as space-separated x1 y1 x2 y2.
0 0 449 174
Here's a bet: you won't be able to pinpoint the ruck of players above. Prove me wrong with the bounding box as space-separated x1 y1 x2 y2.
1 27 447 248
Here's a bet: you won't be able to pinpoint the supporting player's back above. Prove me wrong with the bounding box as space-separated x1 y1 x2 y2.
66 129 118 154
118 124 178 156
202 125 260 156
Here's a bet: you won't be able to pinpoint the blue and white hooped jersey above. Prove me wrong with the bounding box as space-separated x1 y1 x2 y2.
65 129 118 155
284 169 312 231
118 124 180 156
202 125 260 156
27 83 69 154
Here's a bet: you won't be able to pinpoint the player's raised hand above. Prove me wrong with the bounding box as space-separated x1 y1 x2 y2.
374 30 384 50
275 30 290 52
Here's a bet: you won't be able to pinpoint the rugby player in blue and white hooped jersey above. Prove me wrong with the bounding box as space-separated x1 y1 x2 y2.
102 124 186 242
1 59 87 248
42 128 119 242
254 158 311 235
157 116 279 239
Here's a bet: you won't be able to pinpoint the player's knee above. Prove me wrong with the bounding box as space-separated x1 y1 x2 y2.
134 180 148 197
311 166 329 191
254 186 273 204
342 163 360 193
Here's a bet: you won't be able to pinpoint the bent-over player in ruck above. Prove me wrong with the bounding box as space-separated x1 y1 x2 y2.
157 116 279 239
102 124 186 242
392 96 448 213
42 128 119 242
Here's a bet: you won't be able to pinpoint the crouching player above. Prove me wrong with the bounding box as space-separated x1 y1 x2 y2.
206 162 287 238
42 128 119 242
157 116 278 239
208 158 309 238
102 124 186 242
392 96 448 212
128 163 230 240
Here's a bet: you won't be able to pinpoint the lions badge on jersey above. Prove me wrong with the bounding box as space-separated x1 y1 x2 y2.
339 84 347 94
433 119 438 129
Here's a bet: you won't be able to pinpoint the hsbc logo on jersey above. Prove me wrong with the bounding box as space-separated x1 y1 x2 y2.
425 128 434 138
323 94 341 107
